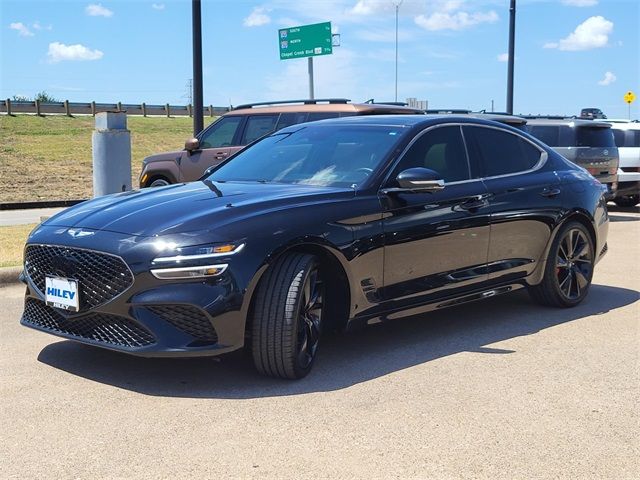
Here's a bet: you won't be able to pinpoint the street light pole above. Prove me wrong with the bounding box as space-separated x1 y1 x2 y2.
393 0 403 103
192 0 204 136
506 0 516 114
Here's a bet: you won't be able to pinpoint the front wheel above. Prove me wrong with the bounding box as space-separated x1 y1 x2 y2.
251 253 324 379
530 221 594 308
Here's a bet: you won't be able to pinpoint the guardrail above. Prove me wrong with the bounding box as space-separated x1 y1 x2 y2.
0 100 230 117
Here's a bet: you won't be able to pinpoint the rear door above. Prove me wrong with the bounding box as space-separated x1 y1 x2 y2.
463 125 563 283
179 115 245 182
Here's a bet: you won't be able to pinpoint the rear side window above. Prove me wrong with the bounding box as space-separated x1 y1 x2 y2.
307 112 340 122
276 112 308 130
199 116 243 148
527 125 575 147
464 126 542 177
612 129 626 147
576 127 615 147
393 126 471 183
241 115 279 144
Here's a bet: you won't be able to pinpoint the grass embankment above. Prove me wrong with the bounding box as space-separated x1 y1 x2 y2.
0 224 36 267
0 115 215 203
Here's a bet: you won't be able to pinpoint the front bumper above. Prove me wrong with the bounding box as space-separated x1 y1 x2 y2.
20 238 250 357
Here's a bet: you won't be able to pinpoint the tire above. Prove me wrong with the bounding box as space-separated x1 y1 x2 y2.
149 177 170 188
529 221 595 308
614 195 639 208
251 253 324 379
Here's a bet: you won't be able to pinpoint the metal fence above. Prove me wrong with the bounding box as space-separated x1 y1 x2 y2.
0 100 229 117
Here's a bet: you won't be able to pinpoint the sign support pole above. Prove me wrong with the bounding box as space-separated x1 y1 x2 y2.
308 57 315 100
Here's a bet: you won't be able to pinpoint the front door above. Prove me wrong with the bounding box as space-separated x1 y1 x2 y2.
380 125 491 308
179 115 245 182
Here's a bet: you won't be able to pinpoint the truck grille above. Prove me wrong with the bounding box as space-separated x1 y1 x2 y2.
146 305 218 342
25 245 133 312
22 298 155 348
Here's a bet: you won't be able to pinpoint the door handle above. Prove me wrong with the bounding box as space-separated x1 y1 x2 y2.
540 187 561 198
460 195 489 211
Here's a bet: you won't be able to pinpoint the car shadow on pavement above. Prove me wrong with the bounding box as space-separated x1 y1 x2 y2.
607 205 639 222
37 284 639 399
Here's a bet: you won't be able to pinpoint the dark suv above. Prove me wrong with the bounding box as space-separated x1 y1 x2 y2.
526 117 619 199
139 98 424 187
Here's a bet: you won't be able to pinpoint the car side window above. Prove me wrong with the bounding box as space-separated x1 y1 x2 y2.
392 126 471 183
464 126 542 177
276 112 308 130
241 115 279 145
307 112 341 122
199 116 243 149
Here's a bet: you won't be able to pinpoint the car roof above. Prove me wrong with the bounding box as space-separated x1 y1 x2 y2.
277 114 525 130
606 121 640 131
525 118 612 128
227 98 424 115
425 109 527 125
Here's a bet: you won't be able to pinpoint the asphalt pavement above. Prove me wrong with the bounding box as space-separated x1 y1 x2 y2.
0 207 64 226
1 208 638 479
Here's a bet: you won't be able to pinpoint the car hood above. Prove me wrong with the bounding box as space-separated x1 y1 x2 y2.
144 150 183 163
44 181 354 237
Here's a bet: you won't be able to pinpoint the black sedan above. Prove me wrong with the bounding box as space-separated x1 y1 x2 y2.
20 116 609 379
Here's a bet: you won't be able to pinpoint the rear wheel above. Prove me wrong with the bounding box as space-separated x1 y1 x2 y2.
614 195 639 208
530 221 594 308
251 253 324 379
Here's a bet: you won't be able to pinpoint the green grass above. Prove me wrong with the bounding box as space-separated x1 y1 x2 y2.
0 224 36 267
0 114 215 203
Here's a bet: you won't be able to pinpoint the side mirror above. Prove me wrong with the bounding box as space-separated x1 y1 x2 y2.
185 138 200 152
395 167 445 192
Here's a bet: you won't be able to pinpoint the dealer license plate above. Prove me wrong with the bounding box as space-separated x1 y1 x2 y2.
45 276 79 312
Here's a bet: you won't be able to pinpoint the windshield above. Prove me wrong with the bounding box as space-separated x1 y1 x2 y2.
207 124 408 188
576 127 615 147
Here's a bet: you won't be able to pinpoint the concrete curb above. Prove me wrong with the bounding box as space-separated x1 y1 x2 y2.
0 266 23 286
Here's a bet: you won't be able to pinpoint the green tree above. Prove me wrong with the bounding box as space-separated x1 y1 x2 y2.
34 91 58 103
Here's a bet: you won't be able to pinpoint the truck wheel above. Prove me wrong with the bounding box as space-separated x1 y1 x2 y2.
149 177 171 187
530 221 594 308
614 195 639 208
251 253 324 379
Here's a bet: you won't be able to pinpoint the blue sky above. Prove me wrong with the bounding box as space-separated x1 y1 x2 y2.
1 0 638 118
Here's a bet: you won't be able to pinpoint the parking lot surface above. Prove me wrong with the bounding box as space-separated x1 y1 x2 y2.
1 207 638 479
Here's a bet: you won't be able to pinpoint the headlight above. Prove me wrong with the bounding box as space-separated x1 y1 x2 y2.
149 242 244 279
151 264 228 280
152 242 245 265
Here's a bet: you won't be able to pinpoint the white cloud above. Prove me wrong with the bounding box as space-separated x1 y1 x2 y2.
415 10 498 31
85 4 113 17
32 21 51 31
151 3 165 10
561 0 597 6
597 71 616 86
47 42 104 62
544 16 613 51
497 52 509 62
9 22 34 37
349 0 390 16
243 7 271 27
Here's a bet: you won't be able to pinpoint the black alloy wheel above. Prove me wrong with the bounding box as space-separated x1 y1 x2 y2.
613 195 639 208
555 228 593 301
530 221 594 308
251 252 325 379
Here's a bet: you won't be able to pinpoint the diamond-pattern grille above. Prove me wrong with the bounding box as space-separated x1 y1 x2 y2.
147 305 218 341
25 245 133 312
22 298 155 348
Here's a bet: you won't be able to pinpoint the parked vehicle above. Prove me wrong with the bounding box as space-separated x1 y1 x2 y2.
526 117 619 199
139 98 424 187
21 116 609 379
606 120 640 207
580 108 606 119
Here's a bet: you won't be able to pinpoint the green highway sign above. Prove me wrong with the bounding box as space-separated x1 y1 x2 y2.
279 22 332 60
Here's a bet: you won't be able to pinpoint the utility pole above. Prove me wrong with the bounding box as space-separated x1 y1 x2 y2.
308 57 314 100
192 0 204 136
506 0 516 114
393 0 403 102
